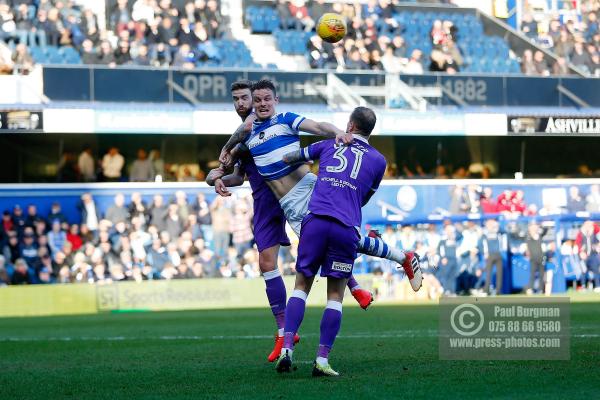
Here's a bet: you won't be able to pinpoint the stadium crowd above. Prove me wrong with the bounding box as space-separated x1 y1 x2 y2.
1 0 598 76
57 146 208 183
300 0 461 74
0 0 227 72
520 0 600 76
1 184 598 300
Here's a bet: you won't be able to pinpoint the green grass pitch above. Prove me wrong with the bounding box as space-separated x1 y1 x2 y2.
1 299 598 400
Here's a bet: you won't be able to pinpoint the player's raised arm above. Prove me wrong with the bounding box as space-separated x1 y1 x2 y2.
282 141 326 164
297 118 353 145
206 164 245 197
218 114 256 166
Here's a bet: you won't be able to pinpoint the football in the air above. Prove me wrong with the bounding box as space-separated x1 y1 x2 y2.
316 13 347 43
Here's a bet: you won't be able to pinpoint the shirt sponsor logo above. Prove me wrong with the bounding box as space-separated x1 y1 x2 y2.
331 261 352 273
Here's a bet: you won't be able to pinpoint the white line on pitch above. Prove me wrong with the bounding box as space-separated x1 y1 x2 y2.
0 332 597 342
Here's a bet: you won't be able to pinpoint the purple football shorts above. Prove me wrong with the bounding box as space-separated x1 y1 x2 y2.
296 213 359 279
252 194 290 252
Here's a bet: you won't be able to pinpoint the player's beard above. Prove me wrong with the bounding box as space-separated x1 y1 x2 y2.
236 107 251 120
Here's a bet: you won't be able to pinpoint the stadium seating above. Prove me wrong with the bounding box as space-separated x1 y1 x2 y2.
244 5 521 74
28 45 82 65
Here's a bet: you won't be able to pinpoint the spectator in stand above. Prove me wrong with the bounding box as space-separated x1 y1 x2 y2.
78 193 99 236
110 0 132 33
47 202 67 226
525 222 548 294
590 52 600 76
288 0 315 32
114 40 132 65
66 224 82 252
438 224 459 295
0 41 13 74
57 151 78 182
105 193 129 225
11 258 31 285
172 43 196 68
521 49 537 75
510 190 527 215
25 205 42 229
150 194 168 231
381 46 403 73
346 48 368 70
210 196 231 259
576 220 600 290
78 145 96 182
80 39 96 64
129 149 154 182
47 220 67 256
567 186 586 212
586 184 600 212
480 187 497 214
81 8 100 44
496 189 514 213
133 44 151 66
11 43 33 74
97 41 116 67
553 56 570 75
20 228 38 266
133 0 155 25
310 0 329 22
194 192 212 242
307 34 331 69
129 192 148 224
12 204 26 235
205 0 224 38
431 19 447 46
151 41 171 66
553 29 573 58
370 49 384 70
165 203 184 240
571 41 593 73
230 200 253 256
102 146 125 181
481 219 506 295
533 50 550 75
521 13 538 40
404 49 424 74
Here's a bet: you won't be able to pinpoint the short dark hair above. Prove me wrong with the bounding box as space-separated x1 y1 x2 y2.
230 80 253 93
251 79 277 97
350 106 377 136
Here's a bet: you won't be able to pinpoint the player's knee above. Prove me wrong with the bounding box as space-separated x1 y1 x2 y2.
258 257 276 273
258 247 277 273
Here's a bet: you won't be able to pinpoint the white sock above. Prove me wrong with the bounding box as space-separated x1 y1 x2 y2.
277 328 284 336
350 284 361 292
316 356 328 366
389 247 406 264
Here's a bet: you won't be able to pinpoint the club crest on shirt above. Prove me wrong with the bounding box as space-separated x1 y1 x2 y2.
259 131 265 139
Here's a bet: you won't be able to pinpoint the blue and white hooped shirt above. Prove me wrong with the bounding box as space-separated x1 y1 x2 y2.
244 112 306 181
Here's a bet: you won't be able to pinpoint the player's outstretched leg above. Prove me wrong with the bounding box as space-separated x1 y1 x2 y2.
347 276 373 310
276 289 308 373
357 232 423 292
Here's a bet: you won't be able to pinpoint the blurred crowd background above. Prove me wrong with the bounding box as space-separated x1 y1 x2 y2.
0 0 598 75
2 184 599 301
